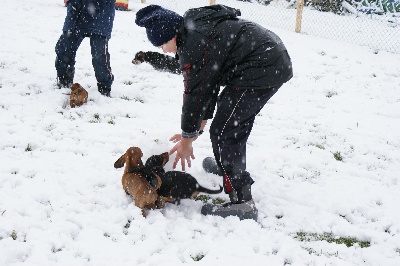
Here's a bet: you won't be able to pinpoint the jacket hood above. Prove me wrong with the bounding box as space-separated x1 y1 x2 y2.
183 5 241 32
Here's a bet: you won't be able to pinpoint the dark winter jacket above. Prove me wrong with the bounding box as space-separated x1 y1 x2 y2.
176 5 293 134
63 0 116 39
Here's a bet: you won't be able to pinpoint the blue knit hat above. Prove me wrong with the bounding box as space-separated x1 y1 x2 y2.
135 5 183 47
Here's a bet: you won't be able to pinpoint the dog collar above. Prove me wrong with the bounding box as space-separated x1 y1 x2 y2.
126 167 158 188
126 166 144 173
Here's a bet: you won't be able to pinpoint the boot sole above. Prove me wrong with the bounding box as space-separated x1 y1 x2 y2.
201 202 258 221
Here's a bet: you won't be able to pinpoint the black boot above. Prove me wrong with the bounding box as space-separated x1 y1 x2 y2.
56 76 73 89
98 83 111 97
201 185 258 221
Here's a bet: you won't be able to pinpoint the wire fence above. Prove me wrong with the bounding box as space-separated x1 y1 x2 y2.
136 0 400 54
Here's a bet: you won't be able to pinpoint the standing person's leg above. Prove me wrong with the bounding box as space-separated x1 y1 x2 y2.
55 32 84 88
90 35 114 96
202 86 281 220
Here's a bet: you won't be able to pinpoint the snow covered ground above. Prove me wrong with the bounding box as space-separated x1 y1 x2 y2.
0 0 399 265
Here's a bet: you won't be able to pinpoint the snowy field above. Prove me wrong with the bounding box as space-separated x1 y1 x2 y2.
0 0 400 265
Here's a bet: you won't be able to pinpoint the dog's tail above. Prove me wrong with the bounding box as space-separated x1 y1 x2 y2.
153 174 163 191
198 185 223 194
62 93 71 95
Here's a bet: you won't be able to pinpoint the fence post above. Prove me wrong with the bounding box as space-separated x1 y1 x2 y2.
295 0 304 33
210 0 216 5
141 0 146 3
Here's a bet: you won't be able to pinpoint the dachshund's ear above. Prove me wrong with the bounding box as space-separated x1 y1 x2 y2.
114 153 126 168
161 152 170 166
70 83 80 91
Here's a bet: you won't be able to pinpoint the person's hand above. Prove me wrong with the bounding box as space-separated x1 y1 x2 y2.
169 137 195 171
169 133 182 143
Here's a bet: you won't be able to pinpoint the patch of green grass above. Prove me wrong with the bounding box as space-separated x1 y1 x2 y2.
326 90 338 98
309 143 325 150
25 144 32 152
191 254 205 261
122 220 131 235
134 98 144 103
120 95 130 101
124 220 131 229
296 232 370 248
108 119 115 125
11 230 17 240
51 247 62 253
212 198 226 204
195 194 211 203
302 247 339 257
194 195 226 205
89 113 101 123
333 151 343 161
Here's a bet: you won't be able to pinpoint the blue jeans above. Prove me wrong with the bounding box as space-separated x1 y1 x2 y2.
55 32 114 89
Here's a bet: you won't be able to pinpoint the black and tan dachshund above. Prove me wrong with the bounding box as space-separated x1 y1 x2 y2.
145 152 222 205
132 51 181 74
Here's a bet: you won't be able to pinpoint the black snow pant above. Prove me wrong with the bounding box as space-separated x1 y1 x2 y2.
209 85 281 193
55 31 114 89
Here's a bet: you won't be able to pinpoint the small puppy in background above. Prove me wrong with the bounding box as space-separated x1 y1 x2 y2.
145 153 223 205
114 147 172 217
132 51 181 74
69 83 88 108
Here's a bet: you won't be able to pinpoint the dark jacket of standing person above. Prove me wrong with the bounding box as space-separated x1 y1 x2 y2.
177 5 293 133
63 0 115 38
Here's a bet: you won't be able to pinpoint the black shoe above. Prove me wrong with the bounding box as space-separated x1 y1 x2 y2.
99 89 111 97
98 83 111 97
56 76 72 89
202 157 223 176
201 185 258 221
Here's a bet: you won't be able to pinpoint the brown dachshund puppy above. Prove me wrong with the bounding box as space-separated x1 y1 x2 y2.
145 153 223 205
114 147 173 217
69 83 88 108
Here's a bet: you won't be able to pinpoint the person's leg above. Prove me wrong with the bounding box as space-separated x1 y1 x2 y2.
55 32 84 88
90 35 114 96
202 85 281 220
211 87 280 194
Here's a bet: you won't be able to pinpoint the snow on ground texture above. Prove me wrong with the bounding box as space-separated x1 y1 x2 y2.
0 0 399 265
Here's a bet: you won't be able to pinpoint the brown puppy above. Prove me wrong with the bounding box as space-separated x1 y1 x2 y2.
145 153 223 205
114 147 172 217
69 83 88 108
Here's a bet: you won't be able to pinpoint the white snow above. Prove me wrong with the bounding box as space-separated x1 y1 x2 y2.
0 0 399 265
